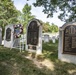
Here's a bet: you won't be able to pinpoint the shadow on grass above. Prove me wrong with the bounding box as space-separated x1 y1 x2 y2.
0 42 76 75
42 40 58 61
0 63 10 75
42 40 76 75
0 46 50 75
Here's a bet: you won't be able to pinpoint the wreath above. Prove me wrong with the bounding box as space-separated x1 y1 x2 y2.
14 24 23 38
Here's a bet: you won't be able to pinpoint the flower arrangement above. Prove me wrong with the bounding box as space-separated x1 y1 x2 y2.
14 24 23 38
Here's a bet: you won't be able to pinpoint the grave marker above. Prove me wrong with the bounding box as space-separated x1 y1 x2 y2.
52 36 56 43
4 24 23 48
26 19 42 54
0 27 2 45
58 22 76 64
44 34 50 43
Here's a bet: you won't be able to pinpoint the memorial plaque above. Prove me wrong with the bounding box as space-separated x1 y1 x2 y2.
27 21 39 45
63 25 76 54
6 28 11 41
28 45 36 50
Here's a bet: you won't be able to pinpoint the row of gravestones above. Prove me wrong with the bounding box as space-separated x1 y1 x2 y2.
42 34 59 43
20 32 59 44
3 19 42 54
0 19 76 64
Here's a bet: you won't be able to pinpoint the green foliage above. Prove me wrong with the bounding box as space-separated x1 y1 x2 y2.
0 46 51 75
42 22 51 32
0 41 76 75
42 22 59 33
50 23 59 33
0 0 19 37
42 40 58 61
33 0 76 22
18 4 35 33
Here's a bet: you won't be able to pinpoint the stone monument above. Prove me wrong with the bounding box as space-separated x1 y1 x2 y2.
58 22 76 64
52 36 56 43
44 34 50 43
0 27 2 45
4 24 23 48
26 19 42 54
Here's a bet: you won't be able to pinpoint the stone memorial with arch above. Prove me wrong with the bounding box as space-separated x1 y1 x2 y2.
58 22 76 64
26 19 42 54
0 27 2 45
4 24 23 48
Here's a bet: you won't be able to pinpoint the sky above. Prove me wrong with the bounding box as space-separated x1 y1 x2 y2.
13 0 65 27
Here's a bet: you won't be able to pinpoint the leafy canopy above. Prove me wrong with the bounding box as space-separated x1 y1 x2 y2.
22 3 35 24
42 21 59 33
33 0 76 22
18 3 35 33
0 0 19 37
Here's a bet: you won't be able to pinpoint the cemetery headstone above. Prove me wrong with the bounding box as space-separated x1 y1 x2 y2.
4 24 23 48
58 22 76 64
52 36 56 43
0 27 2 45
44 34 50 43
26 19 42 54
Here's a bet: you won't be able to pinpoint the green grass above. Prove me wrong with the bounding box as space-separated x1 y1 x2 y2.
42 40 76 75
0 41 76 75
42 40 58 61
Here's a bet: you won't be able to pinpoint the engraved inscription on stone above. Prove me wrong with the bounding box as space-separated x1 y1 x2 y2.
27 21 39 45
72 37 76 48
6 28 11 41
63 25 76 54
64 37 71 51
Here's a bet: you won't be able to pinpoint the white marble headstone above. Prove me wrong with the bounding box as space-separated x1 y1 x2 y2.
0 27 2 45
44 34 50 43
4 25 20 48
52 36 56 43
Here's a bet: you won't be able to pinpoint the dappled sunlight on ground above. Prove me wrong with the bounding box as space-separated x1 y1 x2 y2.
68 69 76 74
40 59 54 71
0 41 76 75
24 55 54 71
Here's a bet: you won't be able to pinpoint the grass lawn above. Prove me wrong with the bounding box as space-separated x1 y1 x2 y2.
0 40 76 75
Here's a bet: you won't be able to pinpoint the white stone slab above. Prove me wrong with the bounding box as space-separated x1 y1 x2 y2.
44 35 50 43
52 36 56 43
0 27 2 45
4 25 20 48
58 22 76 64
26 19 42 54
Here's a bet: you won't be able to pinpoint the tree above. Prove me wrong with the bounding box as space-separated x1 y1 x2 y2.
42 21 59 33
42 22 51 32
33 0 76 22
50 23 59 33
22 4 35 33
0 0 19 37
